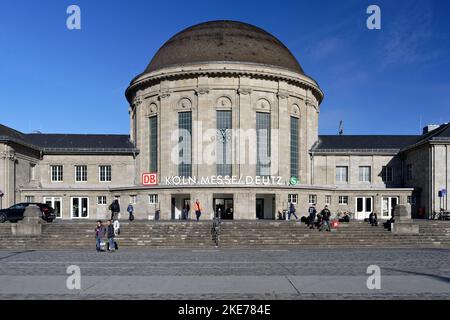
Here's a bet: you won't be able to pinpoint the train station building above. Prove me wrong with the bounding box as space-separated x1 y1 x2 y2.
0 20 449 220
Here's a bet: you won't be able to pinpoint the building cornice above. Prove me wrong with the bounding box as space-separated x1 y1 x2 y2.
126 63 324 105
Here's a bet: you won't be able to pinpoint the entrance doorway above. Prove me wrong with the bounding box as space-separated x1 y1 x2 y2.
382 196 398 219
355 197 373 220
213 198 233 219
256 194 275 219
71 197 89 219
256 199 264 219
171 194 190 220
44 197 62 218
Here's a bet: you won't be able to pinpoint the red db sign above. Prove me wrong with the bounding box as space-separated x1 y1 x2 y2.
142 173 158 186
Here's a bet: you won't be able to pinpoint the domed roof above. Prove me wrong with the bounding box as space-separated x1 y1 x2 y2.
143 20 304 75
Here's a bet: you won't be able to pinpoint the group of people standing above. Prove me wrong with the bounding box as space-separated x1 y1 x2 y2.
182 199 203 221
95 219 120 252
306 204 332 232
286 202 332 232
94 199 123 252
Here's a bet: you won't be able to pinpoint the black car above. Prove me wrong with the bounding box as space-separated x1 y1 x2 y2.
0 202 56 223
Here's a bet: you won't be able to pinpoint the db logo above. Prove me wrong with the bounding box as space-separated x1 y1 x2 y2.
142 173 158 186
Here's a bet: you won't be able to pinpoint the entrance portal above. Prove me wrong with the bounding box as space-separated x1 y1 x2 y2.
171 194 190 220
256 194 275 219
382 196 398 219
213 197 233 219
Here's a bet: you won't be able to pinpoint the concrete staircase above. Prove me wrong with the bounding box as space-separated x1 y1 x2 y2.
219 220 450 248
0 220 449 249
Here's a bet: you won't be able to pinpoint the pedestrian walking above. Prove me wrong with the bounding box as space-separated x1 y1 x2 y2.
94 220 106 252
106 220 116 252
288 202 298 220
194 199 202 221
109 199 120 221
307 204 317 229
320 205 331 232
127 203 134 221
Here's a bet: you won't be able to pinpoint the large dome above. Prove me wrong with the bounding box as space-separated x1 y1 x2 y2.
143 20 304 75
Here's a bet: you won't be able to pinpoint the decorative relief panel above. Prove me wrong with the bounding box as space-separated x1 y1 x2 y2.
176 97 192 111
145 103 158 116
291 104 300 117
216 96 232 110
255 98 271 112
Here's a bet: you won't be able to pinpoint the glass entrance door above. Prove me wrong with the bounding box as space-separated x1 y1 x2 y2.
214 198 233 219
355 197 373 220
71 197 89 218
382 197 398 218
44 197 62 218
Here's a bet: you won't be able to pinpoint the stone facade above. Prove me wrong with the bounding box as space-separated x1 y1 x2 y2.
0 20 447 221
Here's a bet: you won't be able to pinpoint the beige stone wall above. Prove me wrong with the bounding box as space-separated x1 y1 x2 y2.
312 154 403 187
36 154 135 188
430 143 450 213
0 142 40 208
403 145 430 214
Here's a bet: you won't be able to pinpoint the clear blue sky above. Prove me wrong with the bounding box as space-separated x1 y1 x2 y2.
0 0 449 135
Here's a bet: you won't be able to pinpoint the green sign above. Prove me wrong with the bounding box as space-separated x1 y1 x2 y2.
289 177 298 185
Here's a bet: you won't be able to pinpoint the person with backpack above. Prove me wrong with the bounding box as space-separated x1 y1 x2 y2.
320 205 331 232
288 202 298 220
127 203 134 221
194 199 202 221
109 199 120 221
307 204 317 229
94 220 106 252
106 220 116 252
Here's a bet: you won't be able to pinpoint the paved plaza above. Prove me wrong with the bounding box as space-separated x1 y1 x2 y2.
0 248 449 299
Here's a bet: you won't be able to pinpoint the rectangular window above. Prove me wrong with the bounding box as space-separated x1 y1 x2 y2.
130 195 137 205
133 111 137 145
178 112 192 178
339 196 348 205
30 164 36 181
25 195 34 202
50 165 63 182
217 110 232 176
335 166 348 183
256 112 271 176
149 116 158 172
406 164 413 180
290 116 299 179
359 166 371 183
288 194 298 204
308 194 317 205
75 165 87 182
325 195 332 205
149 194 158 204
382 166 393 182
97 196 107 205
99 165 112 182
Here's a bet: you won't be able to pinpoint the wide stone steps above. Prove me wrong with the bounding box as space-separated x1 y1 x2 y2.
0 220 449 249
